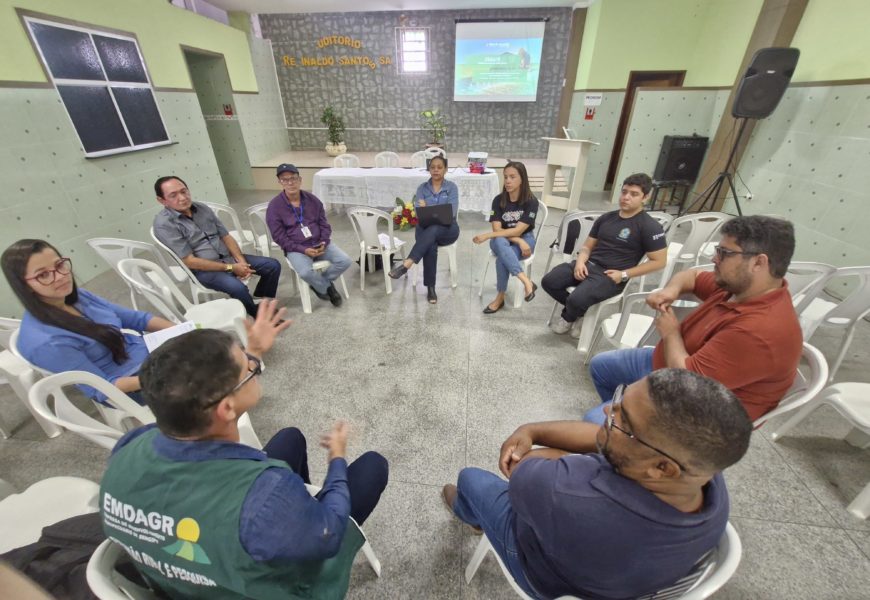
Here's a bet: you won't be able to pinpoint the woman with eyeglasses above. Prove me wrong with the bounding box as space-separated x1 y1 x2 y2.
1 239 174 405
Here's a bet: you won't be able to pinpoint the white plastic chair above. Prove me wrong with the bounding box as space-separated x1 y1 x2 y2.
305 483 381 577
201 201 256 254
117 258 248 346
410 151 430 169
87 238 188 310
87 539 157 599
374 151 400 168
0 477 100 555
666 212 731 275
770 382 870 519
787 261 837 314
149 227 224 304
465 522 741 600
347 207 408 294
425 147 447 159
284 256 350 314
410 241 459 289
646 210 675 231
28 371 156 449
797 265 870 381
478 203 550 308
751 342 829 428
542 209 605 276
333 153 360 168
0 318 61 438
245 202 284 259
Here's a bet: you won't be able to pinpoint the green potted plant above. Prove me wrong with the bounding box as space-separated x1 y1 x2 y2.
420 109 447 149
320 106 347 156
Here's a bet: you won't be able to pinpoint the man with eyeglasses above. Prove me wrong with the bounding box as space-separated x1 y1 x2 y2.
587 215 802 424
99 300 389 599
153 175 282 318
266 164 352 307
442 369 752 600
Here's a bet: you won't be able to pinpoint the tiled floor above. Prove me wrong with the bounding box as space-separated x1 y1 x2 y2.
1 190 868 599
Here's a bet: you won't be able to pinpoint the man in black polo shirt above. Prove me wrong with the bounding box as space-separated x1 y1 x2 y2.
542 173 667 336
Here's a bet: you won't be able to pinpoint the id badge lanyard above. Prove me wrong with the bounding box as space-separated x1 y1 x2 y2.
290 197 312 238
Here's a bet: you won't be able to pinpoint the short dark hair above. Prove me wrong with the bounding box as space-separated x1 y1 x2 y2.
720 215 795 278
154 176 188 199
622 173 653 195
645 369 752 473
139 329 240 437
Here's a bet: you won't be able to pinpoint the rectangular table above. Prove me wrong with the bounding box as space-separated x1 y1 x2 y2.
312 167 500 214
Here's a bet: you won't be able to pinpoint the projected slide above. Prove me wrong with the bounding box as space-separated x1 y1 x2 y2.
454 21 545 102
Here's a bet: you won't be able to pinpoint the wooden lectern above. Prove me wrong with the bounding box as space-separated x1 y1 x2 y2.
540 138 598 211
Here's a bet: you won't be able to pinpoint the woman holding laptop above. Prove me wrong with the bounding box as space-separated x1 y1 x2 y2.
388 155 459 304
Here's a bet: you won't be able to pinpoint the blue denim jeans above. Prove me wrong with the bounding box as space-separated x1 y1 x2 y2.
194 254 282 317
584 347 655 424
409 221 460 287
490 232 536 292
452 467 540 599
286 243 352 295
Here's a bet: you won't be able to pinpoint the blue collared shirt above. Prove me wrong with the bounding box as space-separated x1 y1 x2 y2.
18 289 152 403
415 179 459 218
113 425 351 562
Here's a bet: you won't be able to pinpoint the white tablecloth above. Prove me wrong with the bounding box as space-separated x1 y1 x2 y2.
312 167 499 214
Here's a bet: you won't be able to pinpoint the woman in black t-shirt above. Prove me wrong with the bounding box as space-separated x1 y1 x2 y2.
473 161 540 313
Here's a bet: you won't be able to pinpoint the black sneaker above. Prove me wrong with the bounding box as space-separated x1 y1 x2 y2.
312 287 330 301
326 283 342 307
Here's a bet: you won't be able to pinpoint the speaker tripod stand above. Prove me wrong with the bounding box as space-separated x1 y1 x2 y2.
681 117 751 216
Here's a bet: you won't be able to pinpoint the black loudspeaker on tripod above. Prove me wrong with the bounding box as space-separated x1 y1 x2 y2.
682 47 800 215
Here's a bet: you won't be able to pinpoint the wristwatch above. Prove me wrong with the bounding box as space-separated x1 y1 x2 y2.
621 271 629 283
225 263 234 273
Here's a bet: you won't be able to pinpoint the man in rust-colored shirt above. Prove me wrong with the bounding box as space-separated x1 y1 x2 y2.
586 215 802 423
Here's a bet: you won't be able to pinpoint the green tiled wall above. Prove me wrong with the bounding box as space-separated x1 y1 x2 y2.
234 38 291 166
187 53 255 190
611 88 730 204
725 84 870 295
0 88 225 317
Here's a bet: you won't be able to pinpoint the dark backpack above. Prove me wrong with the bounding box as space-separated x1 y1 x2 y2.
1 512 146 600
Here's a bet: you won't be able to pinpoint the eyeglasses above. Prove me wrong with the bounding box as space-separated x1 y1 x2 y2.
279 176 301 184
606 385 689 473
25 258 72 285
713 245 758 261
202 352 263 410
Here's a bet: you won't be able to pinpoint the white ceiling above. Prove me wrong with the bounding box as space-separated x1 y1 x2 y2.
205 0 588 15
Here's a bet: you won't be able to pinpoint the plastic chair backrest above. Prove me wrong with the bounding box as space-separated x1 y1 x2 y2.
334 153 360 168
87 238 173 276
201 201 246 239
532 202 549 245
424 147 447 159
374 151 400 168
28 371 155 449
558 210 605 258
646 211 675 231
117 258 191 321
87 539 158 600
0 317 21 351
753 342 828 427
410 151 429 169
787 261 837 314
348 207 394 251
667 212 731 258
148 227 210 293
245 203 274 256
820 265 870 324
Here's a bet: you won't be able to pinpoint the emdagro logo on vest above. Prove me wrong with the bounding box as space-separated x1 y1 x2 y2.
163 517 211 564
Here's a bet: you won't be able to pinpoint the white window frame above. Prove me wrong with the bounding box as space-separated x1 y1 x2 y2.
24 16 172 158
395 27 430 74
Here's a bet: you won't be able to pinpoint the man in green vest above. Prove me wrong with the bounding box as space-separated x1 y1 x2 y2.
99 300 389 599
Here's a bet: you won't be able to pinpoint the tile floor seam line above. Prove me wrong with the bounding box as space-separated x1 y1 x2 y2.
762 426 860 531
727 512 849 531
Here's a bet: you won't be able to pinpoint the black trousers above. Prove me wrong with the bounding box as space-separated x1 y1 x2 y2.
263 427 389 525
541 260 625 322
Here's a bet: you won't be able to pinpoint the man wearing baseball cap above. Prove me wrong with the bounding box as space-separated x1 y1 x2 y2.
266 164 352 307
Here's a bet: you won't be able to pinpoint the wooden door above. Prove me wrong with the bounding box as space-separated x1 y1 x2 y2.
605 70 685 189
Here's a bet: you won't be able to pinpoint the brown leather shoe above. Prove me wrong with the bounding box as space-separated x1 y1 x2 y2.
441 484 483 534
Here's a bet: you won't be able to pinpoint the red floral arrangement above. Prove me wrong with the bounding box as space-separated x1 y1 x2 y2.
391 197 418 231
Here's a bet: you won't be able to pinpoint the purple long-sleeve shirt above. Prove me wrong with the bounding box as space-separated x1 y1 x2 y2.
266 190 332 255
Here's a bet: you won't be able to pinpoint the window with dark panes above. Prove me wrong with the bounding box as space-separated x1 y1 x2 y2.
25 18 170 157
